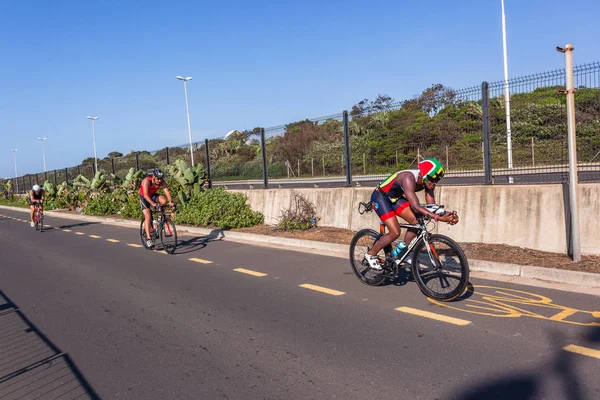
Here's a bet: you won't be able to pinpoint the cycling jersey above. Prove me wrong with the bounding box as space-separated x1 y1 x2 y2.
139 177 161 197
372 170 423 222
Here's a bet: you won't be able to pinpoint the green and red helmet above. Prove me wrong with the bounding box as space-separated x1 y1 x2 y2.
418 158 445 182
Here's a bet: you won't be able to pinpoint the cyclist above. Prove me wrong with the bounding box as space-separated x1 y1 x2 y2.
139 168 174 248
29 184 45 227
365 158 459 270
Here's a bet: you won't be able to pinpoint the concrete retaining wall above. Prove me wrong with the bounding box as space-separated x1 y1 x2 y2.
234 183 600 255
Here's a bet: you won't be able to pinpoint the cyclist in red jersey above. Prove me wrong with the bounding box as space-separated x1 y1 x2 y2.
140 168 174 248
365 158 459 270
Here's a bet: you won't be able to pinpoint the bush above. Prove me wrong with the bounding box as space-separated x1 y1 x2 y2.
83 193 120 216
175 188 263 229
277 193 319 231
121 194 143 220
0 196 28 208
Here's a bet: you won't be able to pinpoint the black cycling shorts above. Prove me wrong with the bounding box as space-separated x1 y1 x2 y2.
139 194 159 211
371 190 411 222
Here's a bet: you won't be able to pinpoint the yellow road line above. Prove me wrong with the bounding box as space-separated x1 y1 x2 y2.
89 235 101 239
127 243 143 248
189 258 213 264
155 250 168 255
395 306 472 326
106 239 120 243
299 284 345 296
74 232 85 235
63 229 72 232
234 268 267 277
563 345 600 360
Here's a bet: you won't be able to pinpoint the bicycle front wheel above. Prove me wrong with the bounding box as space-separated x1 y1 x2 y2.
160 218 178 254
349 229 388 286
411 234 469 301
140 219 153 249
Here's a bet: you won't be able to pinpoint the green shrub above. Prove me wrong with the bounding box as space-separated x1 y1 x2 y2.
121 194 144 220
83 194 120 216
175 188 263 229
0 196 28 208
277 193 319 231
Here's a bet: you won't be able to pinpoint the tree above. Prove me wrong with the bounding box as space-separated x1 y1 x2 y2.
108 151 123 158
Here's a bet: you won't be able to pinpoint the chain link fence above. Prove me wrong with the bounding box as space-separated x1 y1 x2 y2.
3 62 599 195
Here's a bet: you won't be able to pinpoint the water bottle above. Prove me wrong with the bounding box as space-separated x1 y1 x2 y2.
391 241 407 258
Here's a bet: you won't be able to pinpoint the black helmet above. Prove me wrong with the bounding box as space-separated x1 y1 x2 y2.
152 168 164 179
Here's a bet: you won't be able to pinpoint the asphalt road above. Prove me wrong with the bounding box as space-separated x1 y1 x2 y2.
1 208 599 400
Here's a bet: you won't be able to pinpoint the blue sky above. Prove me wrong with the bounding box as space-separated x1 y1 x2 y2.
1 0 599 177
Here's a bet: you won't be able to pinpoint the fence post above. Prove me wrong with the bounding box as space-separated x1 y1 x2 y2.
65 168 68 184
531 137 535 166
558 44 580 261
77 165 81 176
22 177 26 193
322 157 325 176
260 128 268 189
44 171 47 182
363 153 366 175
28 175 32 189
111 158 116 174
135 152 140 171
166 147 170 166
311 157 314 176
343 110 352 186
482 81 492 185
54 170 57 185
205 139 212 189
298 159 301 177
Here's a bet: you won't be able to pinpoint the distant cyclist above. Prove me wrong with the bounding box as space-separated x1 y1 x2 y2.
29 184 45 227
139 168 174 248
365 158 459 270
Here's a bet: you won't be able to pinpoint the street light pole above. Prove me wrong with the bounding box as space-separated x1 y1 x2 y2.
37 137 48 172
11 149 18 193
501 0 514 180
87 116 99 173
176 76 194 167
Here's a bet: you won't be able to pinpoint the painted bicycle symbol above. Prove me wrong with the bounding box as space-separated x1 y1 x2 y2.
429 285 600 327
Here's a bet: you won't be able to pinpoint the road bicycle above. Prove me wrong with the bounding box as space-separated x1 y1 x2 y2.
33 203 44 233
140 204 178 254
349 201 469 301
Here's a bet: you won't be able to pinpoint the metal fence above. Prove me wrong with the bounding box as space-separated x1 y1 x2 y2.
2 62 599 194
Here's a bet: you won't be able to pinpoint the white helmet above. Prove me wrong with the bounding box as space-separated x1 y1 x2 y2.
32 185 41 191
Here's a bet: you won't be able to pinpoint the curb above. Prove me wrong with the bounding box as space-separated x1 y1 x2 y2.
1 205 599 290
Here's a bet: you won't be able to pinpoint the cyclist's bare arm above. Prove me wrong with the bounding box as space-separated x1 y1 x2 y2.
399 174 436 218
425 187 435 204
29 191 35 203
161 181 173 204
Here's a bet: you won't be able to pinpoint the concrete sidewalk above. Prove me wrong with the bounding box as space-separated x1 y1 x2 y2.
1 205 599 294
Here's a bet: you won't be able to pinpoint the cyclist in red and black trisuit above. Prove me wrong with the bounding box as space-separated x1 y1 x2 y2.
139 168 174 248
365 158 459 270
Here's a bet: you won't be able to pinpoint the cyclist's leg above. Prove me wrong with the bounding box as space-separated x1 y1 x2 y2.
397 202 419 245
29 203 35 224
140 195 153 240
367 191 401 256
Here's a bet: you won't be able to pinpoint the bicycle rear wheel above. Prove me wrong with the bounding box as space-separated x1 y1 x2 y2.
160 218 177 254
349 229 388 286
411 234 469 301
38 213 43 233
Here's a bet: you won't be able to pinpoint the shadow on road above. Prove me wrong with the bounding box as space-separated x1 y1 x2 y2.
0 290 101 400
447 325 600 400
173 229 225 255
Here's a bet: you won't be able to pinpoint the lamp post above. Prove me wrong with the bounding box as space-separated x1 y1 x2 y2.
176 76 194 166
87 116 99 173
37 137 48 172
